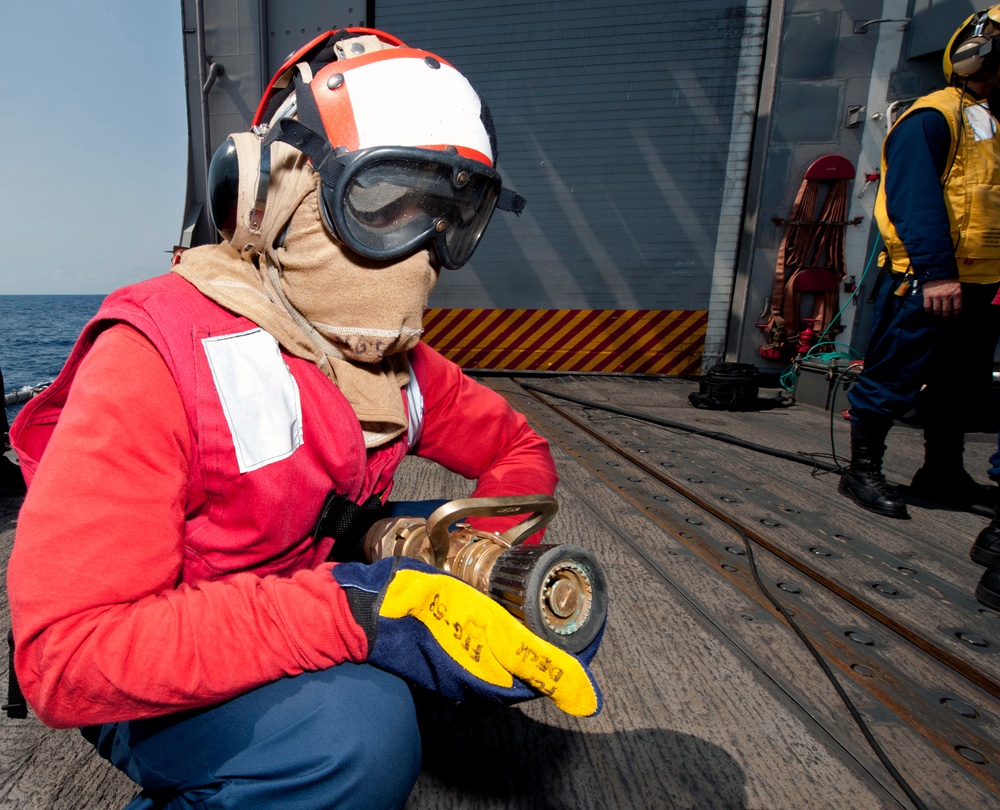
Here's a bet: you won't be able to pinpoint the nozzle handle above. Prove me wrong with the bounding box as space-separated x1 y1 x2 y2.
426 495 558 568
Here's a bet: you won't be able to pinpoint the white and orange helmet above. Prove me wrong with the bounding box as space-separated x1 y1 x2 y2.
221 28 524 269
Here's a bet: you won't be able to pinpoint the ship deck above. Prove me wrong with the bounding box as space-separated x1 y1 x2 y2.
3 373 1000 809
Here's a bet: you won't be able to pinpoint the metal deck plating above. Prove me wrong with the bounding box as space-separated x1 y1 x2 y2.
3 374 998 808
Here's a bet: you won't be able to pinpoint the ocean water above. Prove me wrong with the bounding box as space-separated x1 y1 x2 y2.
0 294 106 423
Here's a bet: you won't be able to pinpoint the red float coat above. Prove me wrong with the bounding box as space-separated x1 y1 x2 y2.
6 273 557 728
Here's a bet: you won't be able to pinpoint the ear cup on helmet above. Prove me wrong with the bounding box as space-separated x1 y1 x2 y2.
206 132 270 252
952 35 995 78
208 138 240 241
946 6 1000 82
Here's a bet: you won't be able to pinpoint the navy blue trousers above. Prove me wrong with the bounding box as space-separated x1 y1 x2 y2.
989 436 1000 483
82 664 421 809
848 272 1000 433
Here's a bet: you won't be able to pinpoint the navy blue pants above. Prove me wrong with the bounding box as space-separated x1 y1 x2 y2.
989 436 1000 483
82 664 421 809
848 271 1000 433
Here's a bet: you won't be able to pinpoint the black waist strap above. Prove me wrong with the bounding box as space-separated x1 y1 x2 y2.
315 490 388 563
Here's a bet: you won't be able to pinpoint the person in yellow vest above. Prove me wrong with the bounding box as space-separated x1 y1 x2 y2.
839 6 1000 519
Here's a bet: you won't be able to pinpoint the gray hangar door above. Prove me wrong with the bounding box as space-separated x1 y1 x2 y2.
375 0 768 374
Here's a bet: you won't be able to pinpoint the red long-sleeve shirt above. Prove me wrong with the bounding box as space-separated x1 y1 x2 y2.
7 324 557 728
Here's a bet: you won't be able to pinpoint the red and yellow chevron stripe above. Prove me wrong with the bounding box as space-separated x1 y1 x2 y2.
422 308 707 375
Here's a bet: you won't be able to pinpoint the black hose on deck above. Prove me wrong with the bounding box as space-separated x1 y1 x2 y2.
518 382 841 473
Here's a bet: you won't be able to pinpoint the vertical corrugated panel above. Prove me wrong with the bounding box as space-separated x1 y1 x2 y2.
375 1 766 310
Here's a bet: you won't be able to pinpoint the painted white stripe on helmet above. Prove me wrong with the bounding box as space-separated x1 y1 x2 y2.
344 57 493 162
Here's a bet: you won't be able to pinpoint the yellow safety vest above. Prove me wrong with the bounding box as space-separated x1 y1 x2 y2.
874 87 1000 283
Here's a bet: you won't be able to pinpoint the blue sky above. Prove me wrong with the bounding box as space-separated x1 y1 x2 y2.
0 2 188 294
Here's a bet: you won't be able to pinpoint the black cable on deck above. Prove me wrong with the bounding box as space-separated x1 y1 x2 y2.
519 382 840 472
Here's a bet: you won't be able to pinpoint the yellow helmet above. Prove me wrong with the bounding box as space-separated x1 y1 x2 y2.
944 5 1000 82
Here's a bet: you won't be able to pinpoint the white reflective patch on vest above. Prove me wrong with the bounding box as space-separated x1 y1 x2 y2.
405 367 424 448
202 329 303 473
967 103 997 142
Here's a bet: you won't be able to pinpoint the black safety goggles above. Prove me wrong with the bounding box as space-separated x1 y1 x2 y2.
317 146 501 269
264 118 525 268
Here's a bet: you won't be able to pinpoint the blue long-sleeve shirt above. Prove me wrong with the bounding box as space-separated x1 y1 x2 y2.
882 108 959 282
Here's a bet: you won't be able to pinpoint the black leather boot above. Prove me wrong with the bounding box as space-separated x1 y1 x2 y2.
838 421 908 519
971 489 1000 567
909 428 993 509
975 566 1000 611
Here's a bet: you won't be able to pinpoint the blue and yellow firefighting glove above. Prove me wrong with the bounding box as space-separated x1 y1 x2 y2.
332 556 602 717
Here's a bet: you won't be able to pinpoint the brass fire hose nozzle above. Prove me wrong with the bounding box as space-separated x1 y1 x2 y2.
363 495 607 654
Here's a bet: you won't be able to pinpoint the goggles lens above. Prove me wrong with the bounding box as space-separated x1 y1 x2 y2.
321 149 501 269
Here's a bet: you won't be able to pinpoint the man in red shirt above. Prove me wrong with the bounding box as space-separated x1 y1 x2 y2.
6 29 601 809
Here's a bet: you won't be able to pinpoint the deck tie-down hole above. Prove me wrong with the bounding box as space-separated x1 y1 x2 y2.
686 517 704 525
956 746 989 765
777 583 801 594
896 566 918 576
872 583 902 598
725 546 745 556
851 664 875 677
833 534 854 542
941 697 979 719
810 547 833 557
721 564 738 572
846 630 875 646
955 631 990 648
720 495 738 503
760 518 781 527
